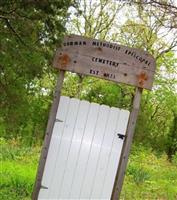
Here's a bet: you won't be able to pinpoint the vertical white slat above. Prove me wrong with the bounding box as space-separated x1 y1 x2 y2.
101 109 129 199
79 105 110 199
58 100 90 199
47 98 80 199
38 96 70 199
90 107 120 199
69 102 100 199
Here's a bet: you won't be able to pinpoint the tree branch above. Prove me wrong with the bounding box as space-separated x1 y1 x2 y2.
4 18 28 47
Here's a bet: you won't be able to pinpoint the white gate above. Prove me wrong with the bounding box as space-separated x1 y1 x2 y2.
38 96 129 200
32 35 156 200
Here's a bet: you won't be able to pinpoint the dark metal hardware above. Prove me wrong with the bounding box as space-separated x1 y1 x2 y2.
41 185 48 189
117 133 126 140
55 119 63 122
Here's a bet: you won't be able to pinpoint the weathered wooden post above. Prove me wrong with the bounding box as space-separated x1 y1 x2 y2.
32 70 65 200
111 87 142 199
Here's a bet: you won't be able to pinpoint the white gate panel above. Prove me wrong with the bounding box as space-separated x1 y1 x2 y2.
69 102 100 199
38 96 70 199
90 107 120 199
101 110 129 199
79 105 109 199
59 100 90 198
38 96 129 200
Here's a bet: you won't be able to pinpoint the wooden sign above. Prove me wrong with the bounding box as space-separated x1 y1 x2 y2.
53 35 156 90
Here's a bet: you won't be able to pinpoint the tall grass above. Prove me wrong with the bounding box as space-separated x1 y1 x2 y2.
0 138 39 200
0 138 177 200
122 145 177 199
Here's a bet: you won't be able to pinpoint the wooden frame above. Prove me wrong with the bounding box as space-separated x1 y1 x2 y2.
111 87 142 200
32 70 65 200
32 35 155 200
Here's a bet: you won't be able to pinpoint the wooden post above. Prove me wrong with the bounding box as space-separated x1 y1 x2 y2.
32 70 65 200
111 87 143 200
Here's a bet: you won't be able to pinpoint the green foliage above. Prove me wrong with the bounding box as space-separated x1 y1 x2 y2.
0 0 75 143
0 138 39 161
121 145 177 200
0 139 40 200
1 161 35 199
1 140 177 200
172 152 177 165
127 166 150 185
62 74 134 109
67 0 121 39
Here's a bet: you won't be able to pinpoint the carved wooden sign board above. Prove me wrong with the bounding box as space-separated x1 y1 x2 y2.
53 34 156 90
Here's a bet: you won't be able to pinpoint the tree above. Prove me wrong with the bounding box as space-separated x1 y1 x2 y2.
114 3 177 157
132 0 177 29
0 0 75 143
67 0 123 39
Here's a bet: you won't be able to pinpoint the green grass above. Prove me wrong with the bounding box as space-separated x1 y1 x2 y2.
1 161 36 200
121 146 177 200
0 138 177 200
0 138 39 200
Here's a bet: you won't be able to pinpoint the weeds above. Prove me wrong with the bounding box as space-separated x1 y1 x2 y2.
0 139 177 200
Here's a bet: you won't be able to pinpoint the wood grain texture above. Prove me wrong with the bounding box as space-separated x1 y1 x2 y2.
53 35 156 90
32 70 65 200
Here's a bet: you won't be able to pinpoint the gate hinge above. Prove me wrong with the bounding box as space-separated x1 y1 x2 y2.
56 119 63 122
41 185 48 189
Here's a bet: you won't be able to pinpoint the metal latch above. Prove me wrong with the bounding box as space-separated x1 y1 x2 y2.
117 133 126 140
